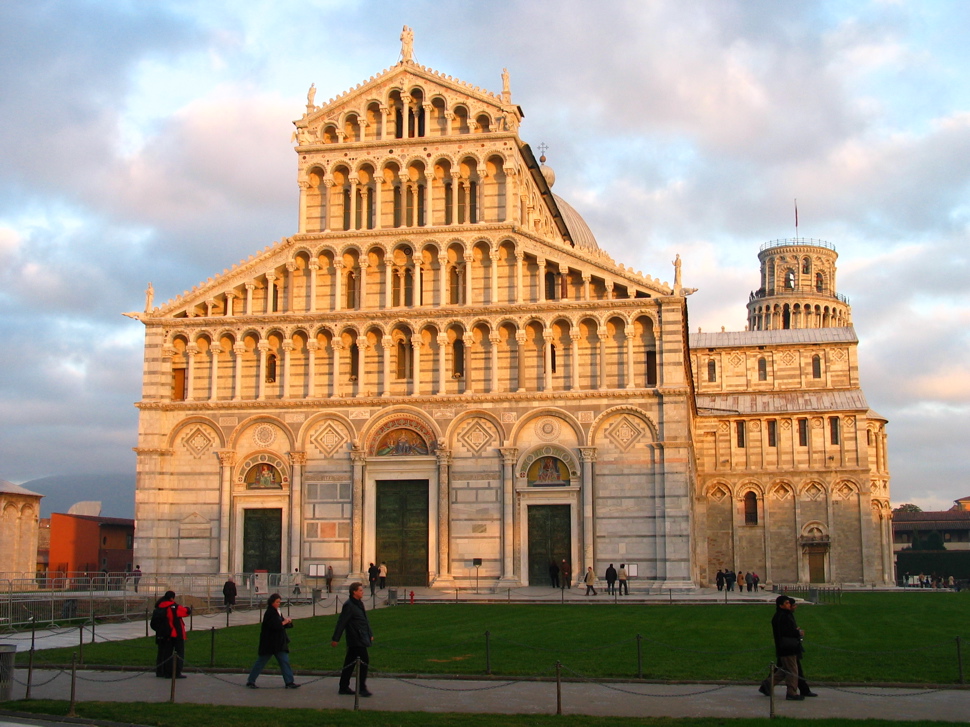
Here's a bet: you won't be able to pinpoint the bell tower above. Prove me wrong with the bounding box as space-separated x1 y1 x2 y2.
746 238 852 331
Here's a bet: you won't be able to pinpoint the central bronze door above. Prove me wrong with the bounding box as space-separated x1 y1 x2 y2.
376 480 429 587
528 504 571 586
242 508 282 574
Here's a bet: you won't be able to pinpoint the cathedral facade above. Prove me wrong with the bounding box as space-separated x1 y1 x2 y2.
131 38 893 588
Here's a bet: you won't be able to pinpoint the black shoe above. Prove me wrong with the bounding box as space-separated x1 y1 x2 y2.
176 674 187 679
246 682 258 689
801 691 819 697
285 682 301 689
359 689 373 697
786 694 805 701
758 683 770 696
338 688 355 695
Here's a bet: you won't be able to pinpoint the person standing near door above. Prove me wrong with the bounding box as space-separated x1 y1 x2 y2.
332 582 374 697
378 562 388 590
367 563 379 596
617 564 629 595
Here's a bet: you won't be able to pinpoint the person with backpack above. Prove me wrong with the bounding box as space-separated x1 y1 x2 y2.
152 590 190 678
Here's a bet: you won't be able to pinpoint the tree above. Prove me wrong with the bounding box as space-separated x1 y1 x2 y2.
894 503 922 513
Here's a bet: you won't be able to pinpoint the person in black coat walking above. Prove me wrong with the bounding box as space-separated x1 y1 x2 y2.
246 593 299 688
222 578 237 612
759 595 805 700
605 563 617 595
331 582 374 696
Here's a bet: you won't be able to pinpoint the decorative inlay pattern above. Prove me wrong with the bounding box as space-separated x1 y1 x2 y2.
534 417 561 442
501 412 517 423
803 483 824 501
730 353 743 367
458 419 494 454
310 422 347 457
182 426 214 459
771 484 792 501
604 415 644 452
782 352 796 365
253 424 276 446
709 485 729 503
579 411 594 423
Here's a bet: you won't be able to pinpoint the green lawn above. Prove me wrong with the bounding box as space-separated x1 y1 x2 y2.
20 592 970 684
0 702 963 727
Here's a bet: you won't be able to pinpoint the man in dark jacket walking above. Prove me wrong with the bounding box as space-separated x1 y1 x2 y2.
605 563 617 595
332 582 374 696
246 593 299 688
759 595 805 700
222 578 237 613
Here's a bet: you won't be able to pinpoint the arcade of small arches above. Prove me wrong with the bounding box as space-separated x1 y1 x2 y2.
302 85 516 147
170 238 649 320
163 312 659 402
706 478 890 524
747 301 850 331
301 151 518 234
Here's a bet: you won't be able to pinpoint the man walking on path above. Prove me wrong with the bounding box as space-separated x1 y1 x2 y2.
378 562 388 590
584 566 598 596
332 582 374 697
605 563 617 595
789 598 818 697
222 577 237 613
759 595 805 701
560 559 571 590
618 564 628 595
367 563 379 596
548 561 560 588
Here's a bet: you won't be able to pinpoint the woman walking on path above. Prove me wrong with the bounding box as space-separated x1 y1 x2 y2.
246 593 300 689
584 567 598 596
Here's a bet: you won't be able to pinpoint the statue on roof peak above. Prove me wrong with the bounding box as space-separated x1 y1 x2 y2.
400 25 414 63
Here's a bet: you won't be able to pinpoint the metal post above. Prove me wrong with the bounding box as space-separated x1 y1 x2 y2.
353 657 361 711
78 623 84 665
189 608 194 632
146 607 150 638
636 633 642 678
287 600 291 618
485 630 491 675
508 588 511 603
67 652 78 717
313 595 316 617
90 616 96 644
456 587 459 603
957 636 965 684
226 607 230 629
170 653 177 704
25 645 34 699
335 595 339 615
768 662 776 719
210 627 216 668
555 660 562 715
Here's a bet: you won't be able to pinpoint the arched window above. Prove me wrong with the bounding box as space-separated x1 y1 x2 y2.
346 270 358 309
449 265 464 305
396 340 412 379
744 492 758 525
544 271 558 301
812 354 822 379
265 354 277 383
707 359 716 383
736 421 746 448
646 350 657 386
453 338 465 378
815 272 824 293
829 416 840 445
802 257 811 275
349 345 359 381
785 270 795 289
757 357 768 381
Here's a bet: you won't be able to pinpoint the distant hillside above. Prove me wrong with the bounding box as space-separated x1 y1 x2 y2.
22 474 136 519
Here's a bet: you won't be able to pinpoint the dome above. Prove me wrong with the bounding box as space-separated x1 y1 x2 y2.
552 194 600 252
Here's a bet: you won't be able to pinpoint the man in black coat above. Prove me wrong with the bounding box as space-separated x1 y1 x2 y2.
332 582 374 696
222 578 237 612
759 595 804 700
246 593 299 688
605 563 617 595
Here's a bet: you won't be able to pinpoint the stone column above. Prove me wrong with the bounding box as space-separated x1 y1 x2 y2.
436 449 452 583
289 451 306 572
515 331 527 392
209 345 221 401
225 291 235 317
412 254 423 307
233 343 245 401
489 249 500 304
464 253 474 305
281 341 293 399
245 283 255 315
625 329 636 389
498 447 519 585
331 341 343 398
423 173 432 226
437 334 448 394
451 175 460 224
306 341 318 398
206 298 216 317
489 332 501 393
185 343 198 400
537 258 546 302
333 261 344 311
384 260 394 307
381 336 393 396
597 337 606 391
256 342 268 400
349 177 359 230
515 252 524 303
298 180 308 234
581 275 591 301
580 447 597 569
570 332 581 390
350 448 366 577
503 166 516 222
323 178 334 233
375 178 384 230
542 331 554 391
438 256 448 306
217 450 236 573
355 340 368 394
285 262 296 313
307 260 319 313
411 339 422 395
265 273 276 314
403 93 413 138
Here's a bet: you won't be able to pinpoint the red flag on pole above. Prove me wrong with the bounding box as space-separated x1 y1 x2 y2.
794 199 799 237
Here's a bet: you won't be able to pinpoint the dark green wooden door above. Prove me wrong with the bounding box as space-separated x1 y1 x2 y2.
243 508 282 574
528 505 571 586
376 480 429 586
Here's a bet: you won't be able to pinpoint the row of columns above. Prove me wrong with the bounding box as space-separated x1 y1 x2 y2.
328 98 490 143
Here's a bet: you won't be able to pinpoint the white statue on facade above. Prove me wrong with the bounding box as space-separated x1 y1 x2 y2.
306 83 316 109
672 254 682 293
400 25 414 63
145 282 154 312
502 67 511 102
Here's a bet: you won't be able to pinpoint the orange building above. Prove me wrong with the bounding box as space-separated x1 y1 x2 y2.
49 514 134 574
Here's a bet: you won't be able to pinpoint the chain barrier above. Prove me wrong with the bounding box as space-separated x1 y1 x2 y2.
384 674 524 692
557 662 733 698
11 669 65 688
822 684 946 697
492 634 634 654
812 640 954 654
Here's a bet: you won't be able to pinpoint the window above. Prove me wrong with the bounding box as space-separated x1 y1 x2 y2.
798 418 808 447
802 257 811 275
346 270 358 309
172 368 187 401
830 416 840 445
736 421 746 448
452 338 465 378
744 491 758 525
396 340 412 379
707 359 716 383
812 354 822 379
349 345 360 381
757 357 767 381
265 354 277 383
867 429 872 446
544 271 558 301
646 351 657 386
767 420 777 447
550 343 557 373
785 270 795 289
815 272 824 293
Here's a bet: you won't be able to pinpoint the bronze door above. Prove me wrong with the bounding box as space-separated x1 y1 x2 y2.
242 508 282 574
376 480 429 586
528 504 571 586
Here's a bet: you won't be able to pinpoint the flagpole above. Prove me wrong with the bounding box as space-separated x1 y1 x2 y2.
794 198 798 240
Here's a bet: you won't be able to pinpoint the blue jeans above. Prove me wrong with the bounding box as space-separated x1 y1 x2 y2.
247 651 294 685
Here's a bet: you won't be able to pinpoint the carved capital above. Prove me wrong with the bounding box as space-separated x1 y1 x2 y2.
217 450 237 467
288 451 307 466
579 447 597 463
499 447 519 465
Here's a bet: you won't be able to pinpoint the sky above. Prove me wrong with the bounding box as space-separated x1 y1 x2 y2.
1 0 968 513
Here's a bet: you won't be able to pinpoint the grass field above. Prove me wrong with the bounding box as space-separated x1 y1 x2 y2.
0 701 963 727
19 592 970 684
